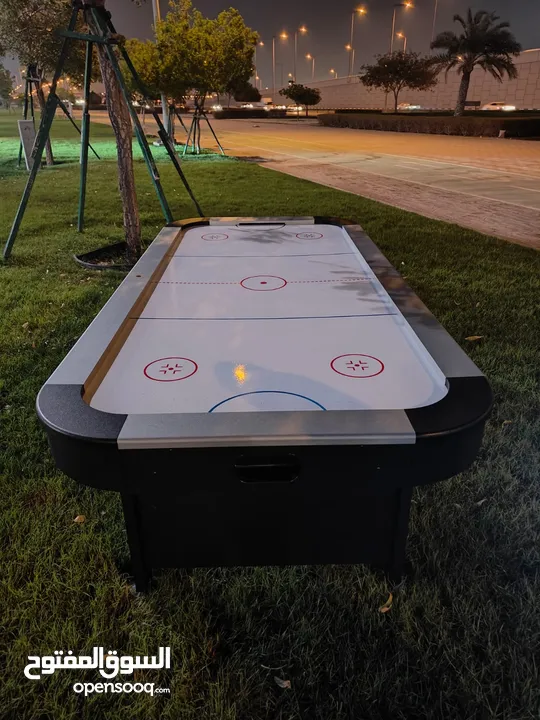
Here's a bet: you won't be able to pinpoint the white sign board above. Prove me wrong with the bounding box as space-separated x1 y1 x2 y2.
18 120 37 171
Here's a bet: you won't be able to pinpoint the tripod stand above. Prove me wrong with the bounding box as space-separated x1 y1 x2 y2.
17 64 100 170
4 0 203 260
183 99 225 156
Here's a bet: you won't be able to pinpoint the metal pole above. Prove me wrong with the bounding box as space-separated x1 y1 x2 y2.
390 8 397 53
349 12 355 76
404 36 407 53
29 81 35 125
18 73 30 168
78 41 93 232
272 36 276 99
174 106 188 134
294 31 297 82
3 8 79 260
352 49 355 75
201 108 225 155
312 57 315 81
182 114 195 156
150 0 169 136
431 0 438 45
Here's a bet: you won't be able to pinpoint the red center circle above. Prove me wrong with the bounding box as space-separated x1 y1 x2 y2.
240 275 287 291
296 232 323 240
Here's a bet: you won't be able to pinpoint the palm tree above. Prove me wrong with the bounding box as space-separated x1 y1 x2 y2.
431 10 521 117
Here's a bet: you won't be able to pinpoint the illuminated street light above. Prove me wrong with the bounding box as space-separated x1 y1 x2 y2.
390 3 413 53
396 31 407 52
348 7 367 76
254 40 264 88
306 53 315 81
386 3 413 110
330 68 338 79
293 25 308 82
345 44 356 77
272 32 289 94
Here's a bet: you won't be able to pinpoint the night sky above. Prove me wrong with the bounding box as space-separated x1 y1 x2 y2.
4 0 539 87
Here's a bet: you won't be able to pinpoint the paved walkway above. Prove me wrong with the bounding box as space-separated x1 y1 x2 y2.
90 112 540 249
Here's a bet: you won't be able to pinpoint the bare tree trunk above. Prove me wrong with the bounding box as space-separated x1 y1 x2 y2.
36 79 54 166
455 70 471 117
393 90 399 113
89 21 141 261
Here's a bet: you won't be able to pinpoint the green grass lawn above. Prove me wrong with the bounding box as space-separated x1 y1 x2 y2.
1 110 539 720
0 110 217 176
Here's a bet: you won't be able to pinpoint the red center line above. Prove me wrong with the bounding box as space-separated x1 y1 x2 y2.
152 278 371 285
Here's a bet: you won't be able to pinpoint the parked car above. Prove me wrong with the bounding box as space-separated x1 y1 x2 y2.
240 102 267 110
397 102 423 111
481 101 516 111
286 104 305 115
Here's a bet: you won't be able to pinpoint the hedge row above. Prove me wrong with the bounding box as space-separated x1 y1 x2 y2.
318 113 540 137
212 108 287 119
323 108 540 117
322 108 384 114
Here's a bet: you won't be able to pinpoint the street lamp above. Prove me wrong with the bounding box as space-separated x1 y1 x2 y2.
272 32 288 96
294 25 308 82
254 40 264 87
348 6 367 76
390 2 413 53
330 68 338 79
431 0 438 46
396 32 407 52
150 0 169 133
345 44 355 77
306 53 315 81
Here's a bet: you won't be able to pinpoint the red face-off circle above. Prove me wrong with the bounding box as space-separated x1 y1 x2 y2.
144 357 198 382
296 232 323 240
202 233 228 241
330 354 384 378
240 275 287 291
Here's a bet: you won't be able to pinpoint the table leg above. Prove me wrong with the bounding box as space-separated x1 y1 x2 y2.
121 493 152 592
387 486 413 583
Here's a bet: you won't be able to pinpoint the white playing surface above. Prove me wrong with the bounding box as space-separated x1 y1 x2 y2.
90 224 448 414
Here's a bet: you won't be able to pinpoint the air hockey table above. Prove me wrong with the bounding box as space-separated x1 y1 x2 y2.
37 217 493 591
